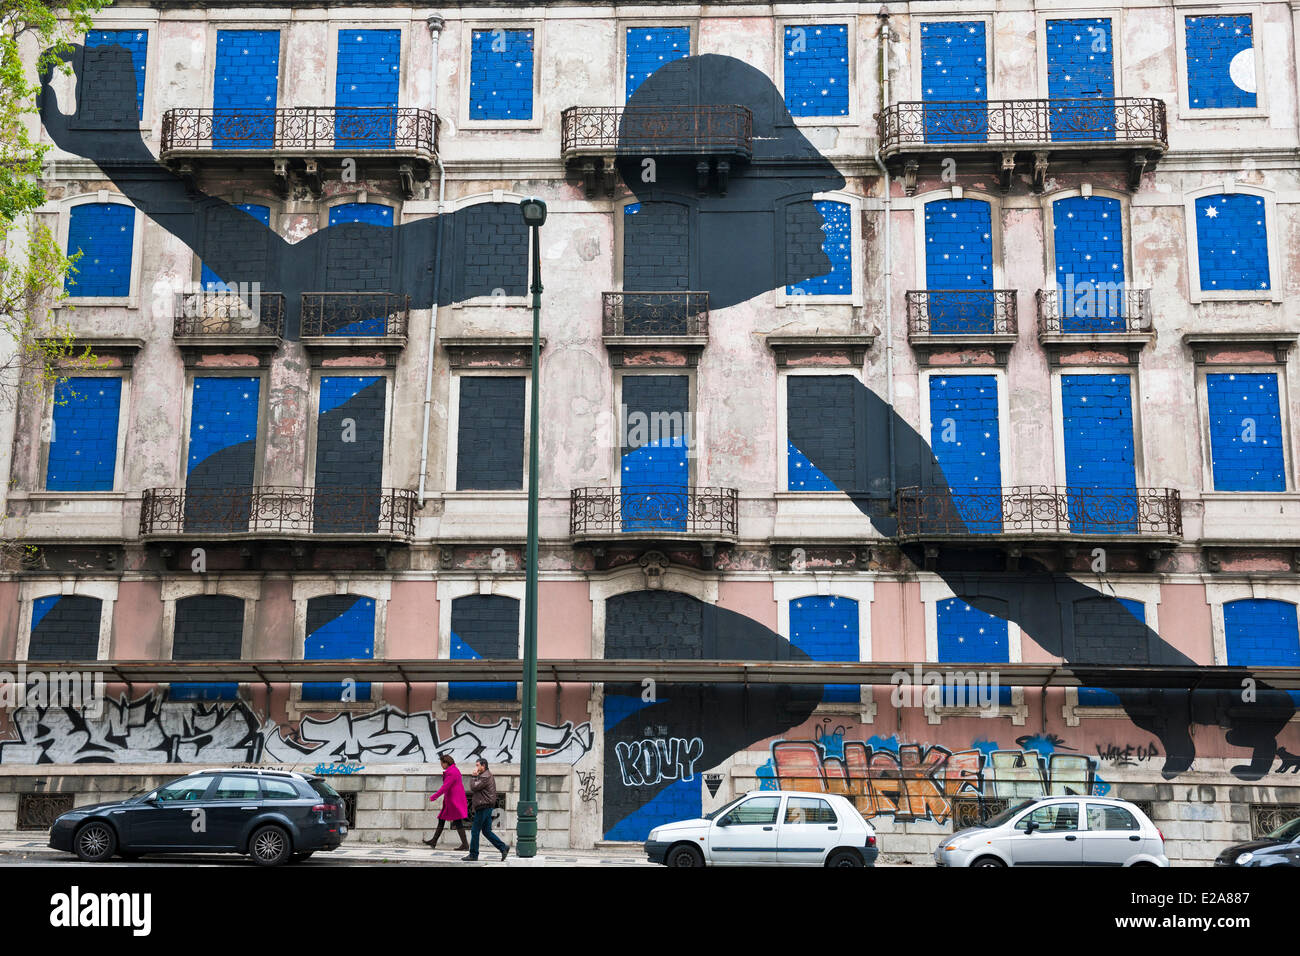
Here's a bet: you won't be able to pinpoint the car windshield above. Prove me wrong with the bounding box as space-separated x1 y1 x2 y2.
704 795 748 821
1266 816 1300 842
974 800 1036 828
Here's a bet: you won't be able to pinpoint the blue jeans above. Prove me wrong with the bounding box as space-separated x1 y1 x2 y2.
469 806 507 857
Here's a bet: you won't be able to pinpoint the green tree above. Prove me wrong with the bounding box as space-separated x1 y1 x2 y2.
2 1 110 567
1 0 110 406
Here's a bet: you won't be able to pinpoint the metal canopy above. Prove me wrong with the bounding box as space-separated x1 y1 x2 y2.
3 660 1298 690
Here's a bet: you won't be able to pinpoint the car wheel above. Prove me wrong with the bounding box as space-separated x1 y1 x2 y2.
666 844 704 868
249 825 291 867
74 822 116 863
972 856 1006 868
826 850 864 868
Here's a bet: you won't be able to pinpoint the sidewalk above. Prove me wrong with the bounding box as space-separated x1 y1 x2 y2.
0 832 654 867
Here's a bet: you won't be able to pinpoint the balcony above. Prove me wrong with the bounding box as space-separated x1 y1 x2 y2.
570 485 738 569
602 291 708 364
877 98 1168 194
172 290 284 364
1036 287 1154 362
561 105 753 196
896 485 1182 541
159 107 439 198
299 293 409 363
139 486 417 541
906 290 1018 364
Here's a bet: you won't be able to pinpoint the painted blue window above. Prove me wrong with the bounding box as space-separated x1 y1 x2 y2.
783 24 849 117
920 21 987 142
936 597 1012 706
1224 599 1300 704
924 198 993 331
187 377 259 480
1077 598 1146 706
65 203 134 298
28 595 101 661
1053 196 1127 331
1061 374 1137 533
621 375 689 531
790 596 859 702
1046 18 1115 141
303 595 376 701
626 26 690 101
170 595 244 701
46 377 122 491
786 376 861 493
335 29 400 149
325 203 394 334
449 594 519 700
929 375 1001 532
314 376 386 533
1206 373 1286 491
1196 194 1270 292
86 29 148 119
201 203 270 289
1185 15 1256 109
213 30 279 149
786 200 852 296
469 28 533 120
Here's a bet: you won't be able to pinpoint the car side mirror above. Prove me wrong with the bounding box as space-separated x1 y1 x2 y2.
1024 821 1039 833
717 815 732 827
146 797 161 807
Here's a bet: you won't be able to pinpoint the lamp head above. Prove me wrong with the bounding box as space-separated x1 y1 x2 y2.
519 197 547 227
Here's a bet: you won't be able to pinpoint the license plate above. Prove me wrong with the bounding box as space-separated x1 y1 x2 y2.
339 825 348 835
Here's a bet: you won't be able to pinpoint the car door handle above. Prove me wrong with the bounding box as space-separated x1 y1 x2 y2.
1129 835 1141 841
828 826 838 830
1065 835 1077 841
763 826 773 831
240 806 258 811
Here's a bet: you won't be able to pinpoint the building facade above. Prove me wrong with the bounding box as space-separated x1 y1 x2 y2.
2 0 1300 863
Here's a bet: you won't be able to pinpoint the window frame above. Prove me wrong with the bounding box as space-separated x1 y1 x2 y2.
908 14 997 102
918 368 1011 495
1049 366 1148 491
913 187 1006 295
303 369 395 492
37 370 130 494
613 368 698 490
445 369 532 494
288 577 392 717
16 579 118 662
775 191 863 308
435 578 525 709
159 580 260 699
1041 186 1136 304
57 193 144 308
459 19 544 131
1034 10 1126 100
619 20 697 105
774 580 875 714
1183 183 1281 303
326 22 412 113
1195 364 1292 494
202 22 284 117
83 19 160 132
1173 4 1268 120
180 370 269 490
773 18 858 127
1060 584 1162 725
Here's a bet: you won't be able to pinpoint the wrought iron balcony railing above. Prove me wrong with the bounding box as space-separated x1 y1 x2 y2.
140 486 417 538
160 107 438 156
1036 288 1153 335
906 290 1018 336
602 291 709 336
896 485 1182 538
561 105 753 159
570 486 738 536
300 293 410 338
878 98 1168 153
172 291 285 339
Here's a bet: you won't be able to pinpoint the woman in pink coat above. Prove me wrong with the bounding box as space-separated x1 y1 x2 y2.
425 753 469 850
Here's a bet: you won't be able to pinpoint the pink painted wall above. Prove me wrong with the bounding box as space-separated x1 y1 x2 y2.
112 581 163 658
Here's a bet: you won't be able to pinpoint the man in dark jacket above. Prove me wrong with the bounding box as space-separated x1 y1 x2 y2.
465 758 509 862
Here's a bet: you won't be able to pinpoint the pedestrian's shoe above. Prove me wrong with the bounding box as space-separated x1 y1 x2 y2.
456 842 470 852
501 845 510 862
461 854 478 861
423 837 438 848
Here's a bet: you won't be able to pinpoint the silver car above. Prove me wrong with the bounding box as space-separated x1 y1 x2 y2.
934 796 1168 867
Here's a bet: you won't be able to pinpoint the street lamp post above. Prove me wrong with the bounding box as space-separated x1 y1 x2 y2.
517 197 546 858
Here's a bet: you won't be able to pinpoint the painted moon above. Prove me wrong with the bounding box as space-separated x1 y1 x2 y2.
1229 49 1257 94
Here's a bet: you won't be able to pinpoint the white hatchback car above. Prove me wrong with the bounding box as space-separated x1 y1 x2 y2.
934 796 1168 867
644 790 878 867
